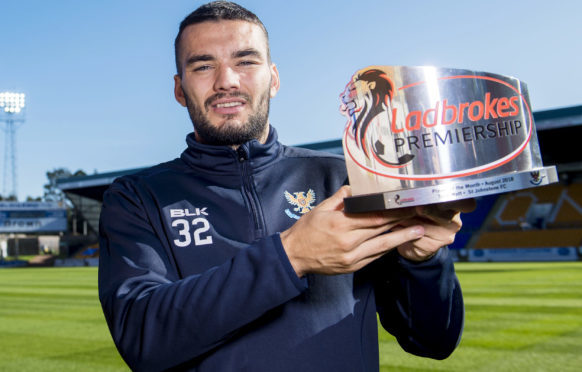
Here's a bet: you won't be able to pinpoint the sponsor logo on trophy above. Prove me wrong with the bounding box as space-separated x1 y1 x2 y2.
340 66 557 212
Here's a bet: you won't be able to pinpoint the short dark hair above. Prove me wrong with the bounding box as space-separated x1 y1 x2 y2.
174 1 270 76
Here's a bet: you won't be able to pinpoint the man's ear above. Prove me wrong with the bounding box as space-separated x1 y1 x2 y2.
174 74 187 107
270 64 280 98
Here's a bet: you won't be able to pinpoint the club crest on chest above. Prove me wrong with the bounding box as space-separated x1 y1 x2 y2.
284 189 316 220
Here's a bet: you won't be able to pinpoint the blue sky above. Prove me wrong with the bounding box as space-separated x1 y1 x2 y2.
1 0 581 199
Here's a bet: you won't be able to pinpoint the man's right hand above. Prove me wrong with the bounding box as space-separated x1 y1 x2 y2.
280 185 425 277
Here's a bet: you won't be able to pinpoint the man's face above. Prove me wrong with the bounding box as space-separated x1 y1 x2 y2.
174 20 279 146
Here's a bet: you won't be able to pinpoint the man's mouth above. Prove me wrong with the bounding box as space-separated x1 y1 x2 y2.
211 100 246 116
215 101 244 109
206 93 250 115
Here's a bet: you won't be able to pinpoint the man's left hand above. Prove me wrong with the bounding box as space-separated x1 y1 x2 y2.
394 199 476 262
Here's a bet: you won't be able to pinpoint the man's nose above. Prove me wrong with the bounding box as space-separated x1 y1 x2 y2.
214 66 240 92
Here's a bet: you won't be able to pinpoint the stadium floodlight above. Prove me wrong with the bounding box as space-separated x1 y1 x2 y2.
0 92 25 114
0 92 26 200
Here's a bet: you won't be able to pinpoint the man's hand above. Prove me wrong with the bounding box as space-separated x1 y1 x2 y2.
280 186 425 277
394 199 476 262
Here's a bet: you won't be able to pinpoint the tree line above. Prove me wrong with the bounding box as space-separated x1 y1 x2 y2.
0 168 87 202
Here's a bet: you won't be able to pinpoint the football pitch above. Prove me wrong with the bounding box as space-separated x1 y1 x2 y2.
0 262 581 371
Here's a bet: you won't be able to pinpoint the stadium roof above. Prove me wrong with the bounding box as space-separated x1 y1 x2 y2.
57 104 582 202
56 167 147 201
533 105 582 130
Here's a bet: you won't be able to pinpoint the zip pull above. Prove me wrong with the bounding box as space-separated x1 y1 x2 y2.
236 147 248 163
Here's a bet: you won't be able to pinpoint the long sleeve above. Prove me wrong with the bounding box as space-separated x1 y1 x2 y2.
370 247 464 360
98 183 306 371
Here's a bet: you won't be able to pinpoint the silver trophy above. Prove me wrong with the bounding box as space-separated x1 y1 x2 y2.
339 66 557 212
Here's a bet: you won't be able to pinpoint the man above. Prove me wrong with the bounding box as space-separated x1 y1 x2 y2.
98 2 474 371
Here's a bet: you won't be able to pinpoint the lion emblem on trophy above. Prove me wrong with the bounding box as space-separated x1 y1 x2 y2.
340 68 414 167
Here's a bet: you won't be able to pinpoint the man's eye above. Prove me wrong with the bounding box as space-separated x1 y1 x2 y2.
239 60 257 66
194 65 212 72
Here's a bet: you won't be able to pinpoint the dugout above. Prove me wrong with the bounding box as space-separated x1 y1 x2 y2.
57 105 582 261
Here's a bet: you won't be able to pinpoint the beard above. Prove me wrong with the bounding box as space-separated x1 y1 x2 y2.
184 88 271 147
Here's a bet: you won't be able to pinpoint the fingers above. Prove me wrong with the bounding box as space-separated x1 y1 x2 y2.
345 207 416 230
340 225 425 272
346 218 413 249
397 239 439 262
400 213 461 239
415 198 475 227
318 186 416 230
395 213 461 261
420 210 462 230
416 206 458 224
397 223 454 261
434 198 477 213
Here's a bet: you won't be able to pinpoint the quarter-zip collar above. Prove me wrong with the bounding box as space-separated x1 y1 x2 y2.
180 125 283 175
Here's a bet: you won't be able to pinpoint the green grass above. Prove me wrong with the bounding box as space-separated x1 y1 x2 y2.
0 267 127 371
379 262 582 372
1 262 581 371
2 255 36 262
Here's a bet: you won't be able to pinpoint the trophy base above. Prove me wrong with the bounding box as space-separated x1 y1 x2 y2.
344 166 558 212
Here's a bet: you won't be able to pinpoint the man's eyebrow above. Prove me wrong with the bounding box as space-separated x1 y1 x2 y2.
185 54 214 66
184 49 263 67
233 48 262 59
